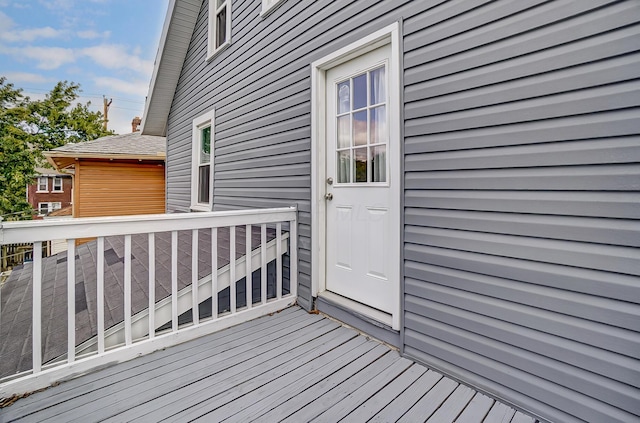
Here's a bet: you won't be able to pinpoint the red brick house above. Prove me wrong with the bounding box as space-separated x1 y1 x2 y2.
26 168 73 218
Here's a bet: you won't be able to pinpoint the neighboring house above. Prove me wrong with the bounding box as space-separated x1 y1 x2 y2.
138 1 640 423
44 132 166 219
26 168 72 218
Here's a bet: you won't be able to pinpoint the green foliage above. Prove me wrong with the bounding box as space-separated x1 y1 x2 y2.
0 77 114 221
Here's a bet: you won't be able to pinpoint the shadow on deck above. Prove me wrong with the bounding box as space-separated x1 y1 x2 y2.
1 307 537 423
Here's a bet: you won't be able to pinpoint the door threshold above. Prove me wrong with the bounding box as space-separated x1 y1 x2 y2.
318 291 392 327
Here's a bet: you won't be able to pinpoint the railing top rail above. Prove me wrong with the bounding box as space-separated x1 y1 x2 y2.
0 207 297 244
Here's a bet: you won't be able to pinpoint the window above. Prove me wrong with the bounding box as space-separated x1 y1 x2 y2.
52 177 63 192
261 0 284 16
38 202 62 216
208 0 231 59
191 109 215 211
37 176 48 192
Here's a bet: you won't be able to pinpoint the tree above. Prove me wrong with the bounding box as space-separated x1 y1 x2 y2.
0 77 113 221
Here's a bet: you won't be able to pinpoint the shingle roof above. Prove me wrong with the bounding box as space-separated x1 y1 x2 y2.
51 132 166 157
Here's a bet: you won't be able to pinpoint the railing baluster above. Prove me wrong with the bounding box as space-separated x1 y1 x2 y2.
171 230 178 331
97 237 105 354
192 229 199 325
67 240 76 363
261 224 267 304
96 236 104 354
230 226 236 314
124 235 132 346
32 241 42 373
148 233 155 339
276 222 282 300
290 217 298 297
212 227 218 320
245 224 251 309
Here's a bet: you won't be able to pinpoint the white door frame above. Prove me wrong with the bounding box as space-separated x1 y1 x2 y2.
310 22 401 330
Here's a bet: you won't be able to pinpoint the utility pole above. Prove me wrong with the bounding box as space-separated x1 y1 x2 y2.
103 96 113 131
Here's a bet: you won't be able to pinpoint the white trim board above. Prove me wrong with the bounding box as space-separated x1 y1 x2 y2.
310 22 402 330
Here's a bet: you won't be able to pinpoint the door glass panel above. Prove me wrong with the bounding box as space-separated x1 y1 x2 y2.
353 73 367 110
352 110 367 146
371 145 386 182
337 150 351 183
369 106 386 145
370 67 385 105
337 81 350 114
353 147 367 183
337 115 350 149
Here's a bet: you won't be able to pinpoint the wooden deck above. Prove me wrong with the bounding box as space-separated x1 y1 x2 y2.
1 307 537 423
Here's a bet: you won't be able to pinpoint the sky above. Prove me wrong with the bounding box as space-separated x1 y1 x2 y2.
0 0 170 134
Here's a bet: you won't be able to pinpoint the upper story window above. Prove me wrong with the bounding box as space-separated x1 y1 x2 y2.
37 176 48 192
208 0 231 59
261 0 284 16
52 177 63 192
191 109 215 211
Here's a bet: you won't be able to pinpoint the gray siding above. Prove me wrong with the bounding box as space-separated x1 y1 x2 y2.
402 1 640 422
164 0 640 422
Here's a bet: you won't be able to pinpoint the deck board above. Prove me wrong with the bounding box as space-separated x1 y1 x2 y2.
1 306 536 423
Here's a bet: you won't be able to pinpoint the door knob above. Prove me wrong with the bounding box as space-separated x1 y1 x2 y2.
325 193 333 200
326 177 333 185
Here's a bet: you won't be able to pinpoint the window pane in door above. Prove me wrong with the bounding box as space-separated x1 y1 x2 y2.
337 115 350 149
353 147 367 183
198 165 210 204
370 106 387 145
371 145 386 182
337 81 350 114
216 8 227 48
337 150 351 183
353 73 367 110
352 110 367 146
370 66 385 105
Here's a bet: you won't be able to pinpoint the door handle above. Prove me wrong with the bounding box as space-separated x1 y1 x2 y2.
325 193 333 200
326 177 334 185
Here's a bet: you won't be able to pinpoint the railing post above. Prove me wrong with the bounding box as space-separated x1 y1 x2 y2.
171 231 178 331
148 233 155 338
67 240 76 363
32 241 42 373
192 229 199 325
276 222 282 300
124 235 132 346
211 227 218 320
290 212 298 298
230 226 236 314
245 225 251 309
97 237 105 354
261 224 267 304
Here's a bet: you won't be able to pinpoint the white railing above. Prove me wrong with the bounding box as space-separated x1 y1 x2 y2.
0 207 297 398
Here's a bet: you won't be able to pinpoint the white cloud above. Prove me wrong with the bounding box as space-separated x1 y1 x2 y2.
93 76 149 97
3 71 53 84
82 44 153 76
77 29 110 40
0 10 64 43
2 45 77 69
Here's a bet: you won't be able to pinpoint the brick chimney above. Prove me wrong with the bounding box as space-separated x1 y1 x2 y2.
131 116 142 133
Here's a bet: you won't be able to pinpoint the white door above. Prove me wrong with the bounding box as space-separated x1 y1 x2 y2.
325 44 396 316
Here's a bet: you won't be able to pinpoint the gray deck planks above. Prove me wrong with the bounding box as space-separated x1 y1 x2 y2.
341 362 428 423
369 369 443 423
4 306 306 420
426 384 476 423
169 327 359 422
483 401 517 423
455 392 496 423
397 376 459 422
255 344 391 422
312 357 415 422
2 306 530 423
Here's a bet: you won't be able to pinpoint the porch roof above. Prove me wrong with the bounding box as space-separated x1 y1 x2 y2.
2 306 536 422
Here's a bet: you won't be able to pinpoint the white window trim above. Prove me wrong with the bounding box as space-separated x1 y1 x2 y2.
260 0 285 17
52 176 63 192
36 176 48 193
191 109 215 212
207 0 232 61
38 201 62 216
310 22 402 330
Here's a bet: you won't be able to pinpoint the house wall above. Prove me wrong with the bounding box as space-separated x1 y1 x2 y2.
27 175 73 216
164 1 640 422
74 159 166 218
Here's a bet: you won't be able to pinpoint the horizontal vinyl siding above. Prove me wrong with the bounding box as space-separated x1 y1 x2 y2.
403 2 640 423
165 0 418 311
77 160 166 217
